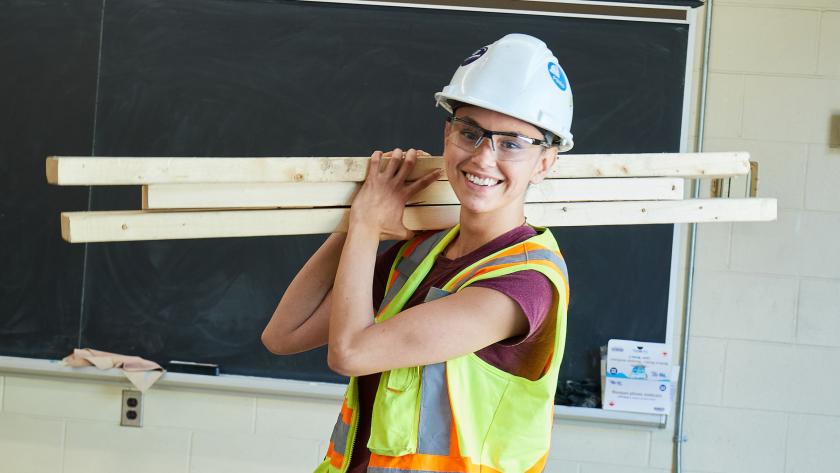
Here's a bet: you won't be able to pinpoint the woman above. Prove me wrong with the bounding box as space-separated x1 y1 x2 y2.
262 33 572 473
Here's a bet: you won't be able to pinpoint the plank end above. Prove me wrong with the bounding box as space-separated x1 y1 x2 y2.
60 213 73 242
46 156 60 184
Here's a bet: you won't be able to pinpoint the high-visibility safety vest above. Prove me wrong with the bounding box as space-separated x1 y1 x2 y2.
315 224 569 473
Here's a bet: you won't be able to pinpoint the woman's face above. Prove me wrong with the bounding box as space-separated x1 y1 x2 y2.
443 105 556 216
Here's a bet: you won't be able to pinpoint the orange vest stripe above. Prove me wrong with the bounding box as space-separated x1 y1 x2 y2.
326 442 344 469
387 269 401 293
445 244 568 291
367 453 506 473
401 230 436 258
456 258 568 295
341 399 353 424
524 453 549 473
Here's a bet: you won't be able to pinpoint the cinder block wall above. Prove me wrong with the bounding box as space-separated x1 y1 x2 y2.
0 376 338 473
684 0 840 472
2 2 838 472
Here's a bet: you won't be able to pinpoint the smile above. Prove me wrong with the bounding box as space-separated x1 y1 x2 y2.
464 172 502 187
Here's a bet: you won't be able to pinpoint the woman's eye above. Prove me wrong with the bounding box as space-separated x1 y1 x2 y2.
460 129 480 141
500 139 524 151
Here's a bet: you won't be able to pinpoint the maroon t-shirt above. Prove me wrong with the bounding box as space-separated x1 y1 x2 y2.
347 225 555 473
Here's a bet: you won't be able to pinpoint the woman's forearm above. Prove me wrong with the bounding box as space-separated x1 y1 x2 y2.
327 224 380 372
261 232 347 354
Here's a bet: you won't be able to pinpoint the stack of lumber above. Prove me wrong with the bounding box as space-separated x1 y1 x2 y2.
45 153 777 243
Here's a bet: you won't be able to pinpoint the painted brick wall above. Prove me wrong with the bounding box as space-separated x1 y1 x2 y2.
685 0 840 472
0 375 335 473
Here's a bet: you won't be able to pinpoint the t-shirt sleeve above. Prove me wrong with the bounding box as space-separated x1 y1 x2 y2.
372 241 403 311
470 269 553 346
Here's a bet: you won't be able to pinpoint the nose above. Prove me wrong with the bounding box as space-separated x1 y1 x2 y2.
475 134 496 152
470 138 498 167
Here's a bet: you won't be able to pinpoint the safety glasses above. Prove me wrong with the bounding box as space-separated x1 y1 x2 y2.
446 116 550 161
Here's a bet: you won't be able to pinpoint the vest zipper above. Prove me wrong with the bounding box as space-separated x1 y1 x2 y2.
341 398 360 473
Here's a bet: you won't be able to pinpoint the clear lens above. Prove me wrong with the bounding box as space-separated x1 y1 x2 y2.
447 119 542 160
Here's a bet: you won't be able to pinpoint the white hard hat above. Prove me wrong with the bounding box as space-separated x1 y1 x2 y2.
435 33 574 152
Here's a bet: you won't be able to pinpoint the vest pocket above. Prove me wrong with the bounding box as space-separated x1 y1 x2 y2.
386 365 418 392
367 366 421 456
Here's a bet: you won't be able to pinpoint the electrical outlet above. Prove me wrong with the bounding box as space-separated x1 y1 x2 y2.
120 389 143 427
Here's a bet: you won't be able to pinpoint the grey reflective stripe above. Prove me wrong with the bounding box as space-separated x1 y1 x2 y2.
537 248 569 282
379 230 450 312
399 229 450 276
417 362 452 455
415 290 454 455
329 412 350 455
423 286 451 303
378 273 408 313
453 248 569 291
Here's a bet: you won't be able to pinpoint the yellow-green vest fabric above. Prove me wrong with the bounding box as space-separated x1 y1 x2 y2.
316 225 569 473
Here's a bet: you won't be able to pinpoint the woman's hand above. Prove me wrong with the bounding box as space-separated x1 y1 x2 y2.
349 148 441 241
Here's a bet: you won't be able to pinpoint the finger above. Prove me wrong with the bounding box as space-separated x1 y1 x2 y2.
405 168 443 197
416 149 431 156
396 148 417 181
369 151 383 176
381 150 394 168
384 148 403 175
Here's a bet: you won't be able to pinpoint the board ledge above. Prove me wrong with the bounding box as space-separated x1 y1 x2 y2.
0 355 667 428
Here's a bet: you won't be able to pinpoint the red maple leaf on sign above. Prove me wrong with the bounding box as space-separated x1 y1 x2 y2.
608 401 615 407
662 352 668 356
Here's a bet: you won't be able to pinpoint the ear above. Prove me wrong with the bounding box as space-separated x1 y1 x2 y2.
529 148 557 184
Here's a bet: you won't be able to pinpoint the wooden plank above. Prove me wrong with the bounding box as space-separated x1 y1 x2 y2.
61 198 777 243
46 152 750 185
141 178 685 210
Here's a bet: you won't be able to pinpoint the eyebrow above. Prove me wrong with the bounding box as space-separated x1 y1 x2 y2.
455 115 481 127
455 115 540 140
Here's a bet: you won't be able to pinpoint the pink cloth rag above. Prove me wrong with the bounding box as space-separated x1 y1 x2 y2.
62 348 164 392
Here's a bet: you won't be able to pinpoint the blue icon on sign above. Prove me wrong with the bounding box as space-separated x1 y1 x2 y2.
462 47 488 66
659 384 667 391
547 62 567 91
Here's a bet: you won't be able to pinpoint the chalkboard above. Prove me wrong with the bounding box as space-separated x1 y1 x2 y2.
0 0 688 403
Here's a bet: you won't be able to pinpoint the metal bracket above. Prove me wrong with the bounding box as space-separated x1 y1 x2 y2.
711 160 759 198
710 178 724 198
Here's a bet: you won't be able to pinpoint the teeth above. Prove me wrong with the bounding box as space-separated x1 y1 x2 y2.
465 172 500 187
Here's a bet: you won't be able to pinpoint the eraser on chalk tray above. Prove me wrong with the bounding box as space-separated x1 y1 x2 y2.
166 360 220 376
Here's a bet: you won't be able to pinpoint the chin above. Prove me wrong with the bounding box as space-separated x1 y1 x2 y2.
456 194 509 216
459 202 494 215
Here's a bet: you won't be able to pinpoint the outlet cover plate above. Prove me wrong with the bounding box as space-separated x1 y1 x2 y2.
120 389 143 427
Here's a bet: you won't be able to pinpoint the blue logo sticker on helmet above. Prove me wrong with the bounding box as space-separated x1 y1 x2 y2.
462 47 488 66
547 62 567 91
